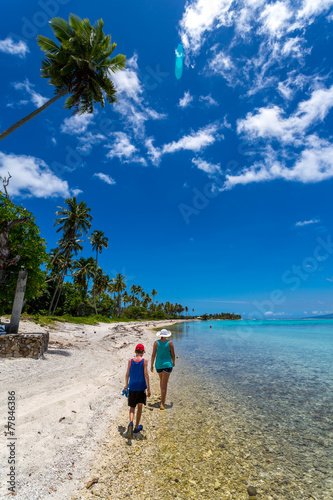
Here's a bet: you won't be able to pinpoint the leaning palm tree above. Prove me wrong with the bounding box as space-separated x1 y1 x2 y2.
0 14 126 141
89 229 108 313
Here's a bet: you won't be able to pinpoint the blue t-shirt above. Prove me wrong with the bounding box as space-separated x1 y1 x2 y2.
155 340 173 370
128 359 147 391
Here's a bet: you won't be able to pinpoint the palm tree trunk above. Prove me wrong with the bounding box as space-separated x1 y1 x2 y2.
93 250 98 315
0 91 66 142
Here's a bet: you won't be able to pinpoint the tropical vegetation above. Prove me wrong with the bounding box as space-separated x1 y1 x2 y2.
0 188 187 321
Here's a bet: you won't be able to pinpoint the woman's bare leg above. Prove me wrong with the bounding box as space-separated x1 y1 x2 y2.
160 372 170 407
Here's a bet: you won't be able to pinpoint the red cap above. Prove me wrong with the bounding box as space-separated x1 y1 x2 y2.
135 344 145 352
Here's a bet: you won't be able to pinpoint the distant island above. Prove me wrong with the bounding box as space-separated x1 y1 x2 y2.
199 312 241 320
304 313 333 319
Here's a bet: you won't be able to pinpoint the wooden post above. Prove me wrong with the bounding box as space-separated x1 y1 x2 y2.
6 269 28 334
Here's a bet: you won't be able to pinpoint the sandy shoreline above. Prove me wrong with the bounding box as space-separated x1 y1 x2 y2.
0 318 181 500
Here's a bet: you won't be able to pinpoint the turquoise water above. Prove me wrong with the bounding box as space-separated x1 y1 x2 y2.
169 319 333 498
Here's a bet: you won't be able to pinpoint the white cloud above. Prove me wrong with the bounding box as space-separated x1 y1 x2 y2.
162 123 222 155
207 51 236 84
111 54 142 103
237 85 333 144
94 173 116 185
71 188 83 197
199 94 219 106
223 136 333 189
295 219 320 226
192 157 222 175
110 54 166 137
259 1 293 38
0 37 29 58
13 79 48 108
146 123 223 165
178 90 193 108
179 0 234 56
105 132 147 165
297 0 333 20
61 113 95 135
326 277 333 282
145 137 162 165
0 152 70 198
264 311 286 316
77 132 106 154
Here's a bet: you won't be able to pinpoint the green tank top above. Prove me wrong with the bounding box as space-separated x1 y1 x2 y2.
155 340 173 369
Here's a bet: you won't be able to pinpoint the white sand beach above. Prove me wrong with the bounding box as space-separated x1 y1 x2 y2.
0 319 178 500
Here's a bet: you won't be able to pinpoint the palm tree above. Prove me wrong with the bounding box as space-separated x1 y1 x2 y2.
54 196 92 241
111 273 127 317
72 257 96 298
89 230 108 264
0 14 126 141
185 306 188 318
89 230 108 313
47 236 83 314
151 289 157 310
48 196 92 314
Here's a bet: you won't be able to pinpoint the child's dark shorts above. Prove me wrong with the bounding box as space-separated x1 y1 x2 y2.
128 390 146 408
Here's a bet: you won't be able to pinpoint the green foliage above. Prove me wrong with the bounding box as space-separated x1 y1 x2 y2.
37 14 126 114
0 194 48 314
201 312 242 320
122 306 148 319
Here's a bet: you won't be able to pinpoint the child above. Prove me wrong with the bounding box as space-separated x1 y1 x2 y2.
124 343 151 439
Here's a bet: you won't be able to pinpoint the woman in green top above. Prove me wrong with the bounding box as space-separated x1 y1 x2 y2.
151 329 175 410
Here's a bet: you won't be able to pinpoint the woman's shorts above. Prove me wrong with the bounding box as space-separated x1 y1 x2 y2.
128 390 146 407
156 367 173 374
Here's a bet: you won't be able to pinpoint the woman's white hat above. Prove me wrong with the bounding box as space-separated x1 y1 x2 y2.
156 329 172 337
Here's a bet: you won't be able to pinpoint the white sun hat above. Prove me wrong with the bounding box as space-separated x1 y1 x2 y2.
156 329 172 337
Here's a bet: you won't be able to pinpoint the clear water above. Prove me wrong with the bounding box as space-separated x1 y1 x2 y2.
166 319 333 499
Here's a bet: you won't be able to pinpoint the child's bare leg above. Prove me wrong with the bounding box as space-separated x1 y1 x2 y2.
135 403 143 428
129 406 135 423
160 372 170 407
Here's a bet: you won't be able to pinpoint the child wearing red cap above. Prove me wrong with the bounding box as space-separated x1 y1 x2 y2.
124 343 151 438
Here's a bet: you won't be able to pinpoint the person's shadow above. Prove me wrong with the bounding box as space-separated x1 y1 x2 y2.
117 425 146 444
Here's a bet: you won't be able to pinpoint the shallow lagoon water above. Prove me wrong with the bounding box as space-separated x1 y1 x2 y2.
78 320 332 499
160 319 333 499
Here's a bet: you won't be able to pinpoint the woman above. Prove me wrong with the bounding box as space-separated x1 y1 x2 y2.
151 329 175 410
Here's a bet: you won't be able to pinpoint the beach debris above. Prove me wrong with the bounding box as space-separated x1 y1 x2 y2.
86 477 99 489
68 472 73 480
59 417 65 422
214 480 221 490
247 485 257 496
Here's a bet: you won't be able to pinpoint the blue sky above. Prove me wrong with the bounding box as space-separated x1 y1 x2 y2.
1 0 333 318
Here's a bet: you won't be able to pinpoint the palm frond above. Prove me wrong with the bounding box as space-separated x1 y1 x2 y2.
49 17 73 42
109 54 126 73
37 35 60 54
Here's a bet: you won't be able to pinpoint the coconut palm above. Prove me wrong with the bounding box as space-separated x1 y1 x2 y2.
72 257 96 298
89 230 108 313
151 289 157 310
111 273 127 317
0 14 126 141
48 196 92 314
89 230 108 264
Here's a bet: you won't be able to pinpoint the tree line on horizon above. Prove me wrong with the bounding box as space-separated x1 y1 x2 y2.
0 187 189 320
